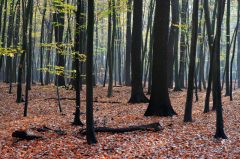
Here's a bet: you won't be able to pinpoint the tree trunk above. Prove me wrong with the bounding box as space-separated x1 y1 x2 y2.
225 0 231 96
144 0 176 117
179 0 188 89
203 0 214 113
128 0 148 103
125 0 132 86
86 0 97 145
53 0 65 86
212 0 227 139
183 0 199 122
72 0 84 126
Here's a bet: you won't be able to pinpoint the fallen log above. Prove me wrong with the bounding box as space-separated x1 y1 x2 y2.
12 131 42 140
80 122 163 135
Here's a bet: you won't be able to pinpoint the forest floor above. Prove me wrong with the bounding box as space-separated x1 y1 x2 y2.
0 83 240 158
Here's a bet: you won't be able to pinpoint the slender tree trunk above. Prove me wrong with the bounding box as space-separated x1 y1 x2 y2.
6 0 16 93
203 0 214 113
179 0 188 88
125 0 132 86
86 0 97 145
107 0 113 97
53 0 65 86
212 0 227 139
225 0 231 96
184 0 199 122
24 0 33 117
39 0 47 86
17 0 31 103
72 0 84 126
172 0 181 91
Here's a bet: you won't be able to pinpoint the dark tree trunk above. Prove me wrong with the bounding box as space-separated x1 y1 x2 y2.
24 0 33 117
104 1 112 89
203 0 214 113
12 0 20 84
172 0 181 91
179 0 188 88
17 0 31 103
144 0 176 117
125 0 132 86
147 26 153 95
183 0 199 122
6 0 15 93
107 0 116 97
128 0 148 103
225 0 231 96
212 0 227 139
40 0 47 86
72 0 84 126
53 0 65 86
86 0 97 145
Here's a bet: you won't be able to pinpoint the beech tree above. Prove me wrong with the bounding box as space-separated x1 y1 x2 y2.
184 0 199 122
212 0 227 139
144 0 176 117
128 0 148 103
86 0 97 145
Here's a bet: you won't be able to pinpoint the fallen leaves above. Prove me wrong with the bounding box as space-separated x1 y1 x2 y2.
0 83 240 158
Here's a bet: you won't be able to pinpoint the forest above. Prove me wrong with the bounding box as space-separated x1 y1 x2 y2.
0 0 240 158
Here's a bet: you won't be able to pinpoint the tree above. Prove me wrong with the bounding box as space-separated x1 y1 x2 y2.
17 0 31 103
225 0 230 96
24 0 34 117
171 0 181 91
212 0 227 139
86 0 97 145
125 0 132 86
6 0 15 93
107 0 116 98
179 0 188 89
128 0 148 103
144 0 176 117
39 0 47 86
53 0 65 87
183 0 199 122
72 0 84 126
203 0 214 113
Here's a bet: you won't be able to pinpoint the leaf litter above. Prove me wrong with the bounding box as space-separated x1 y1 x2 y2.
0 83 240 158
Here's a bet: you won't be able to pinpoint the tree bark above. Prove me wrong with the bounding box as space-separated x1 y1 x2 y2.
128 0 148 103
183 0 199 122
144 0 176 117
86 0 97 145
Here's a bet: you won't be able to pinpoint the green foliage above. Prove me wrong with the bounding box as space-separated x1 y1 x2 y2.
39 65 75 79
0 47 22 57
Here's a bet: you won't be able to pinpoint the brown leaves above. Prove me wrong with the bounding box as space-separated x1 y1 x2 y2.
0 83 240 158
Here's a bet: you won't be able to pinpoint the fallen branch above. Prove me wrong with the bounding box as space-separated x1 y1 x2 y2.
12 131 42 140
80 122 163 135
45 98 121 104
32 126 67 135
